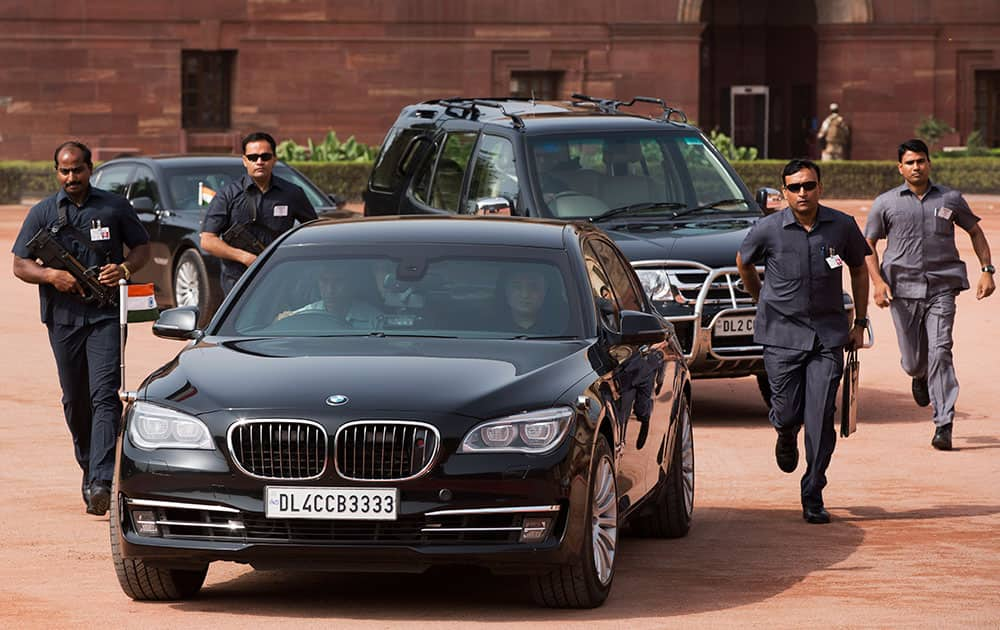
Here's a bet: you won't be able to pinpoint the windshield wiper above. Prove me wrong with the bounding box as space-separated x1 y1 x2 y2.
589 201 686 223
669 198 751 219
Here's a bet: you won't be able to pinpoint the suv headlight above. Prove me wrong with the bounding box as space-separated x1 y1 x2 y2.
127 401 215 450
459 407 574 454
635 269 677 302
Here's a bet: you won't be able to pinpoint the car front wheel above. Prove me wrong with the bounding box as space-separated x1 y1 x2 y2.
633 395 694 538
531 434 617 608
173 249 216 328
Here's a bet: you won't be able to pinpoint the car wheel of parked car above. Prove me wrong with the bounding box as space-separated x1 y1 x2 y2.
109 483 208 600
531 434 617 608
756 373 773 408
633 395 694 538
173 249 217 328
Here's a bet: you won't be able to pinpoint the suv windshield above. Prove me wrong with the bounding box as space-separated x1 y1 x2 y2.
528 132 751 220
217 247 582 340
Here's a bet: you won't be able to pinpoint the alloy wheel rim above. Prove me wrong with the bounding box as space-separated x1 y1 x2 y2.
591 455 617 585
681 405 694 518
175 260 200 307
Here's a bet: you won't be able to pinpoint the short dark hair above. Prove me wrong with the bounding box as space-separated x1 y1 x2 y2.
781 158 821 184
241 131 276 154
53 141 93 169
898 138 929 162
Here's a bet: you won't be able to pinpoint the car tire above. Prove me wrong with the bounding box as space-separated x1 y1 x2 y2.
632 395 694 538
109 483 208 600
173 249 217 328
530 434 617 608
756 373 773 408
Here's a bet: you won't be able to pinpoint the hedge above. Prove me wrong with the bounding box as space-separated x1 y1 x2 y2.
2 157 997 205
732 158 1000 197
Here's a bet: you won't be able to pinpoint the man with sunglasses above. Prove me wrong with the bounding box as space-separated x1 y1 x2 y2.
11 141 150 515
737 159 870 524
864 139 994 451
201 131 317 295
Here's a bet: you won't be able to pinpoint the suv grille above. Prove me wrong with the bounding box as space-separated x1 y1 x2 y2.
667 268 754 315
336 421 440 481
228 420 327 480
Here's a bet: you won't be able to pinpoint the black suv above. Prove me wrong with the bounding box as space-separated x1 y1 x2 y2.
364 96 789 398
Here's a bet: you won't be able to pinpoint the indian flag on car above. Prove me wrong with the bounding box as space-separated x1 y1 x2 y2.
124 283 158 323
198 182 216 206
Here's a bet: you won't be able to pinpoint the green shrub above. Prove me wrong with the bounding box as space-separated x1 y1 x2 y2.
732 158 999 197
277 131 378 162
289 161 373 201
0 161 56 204
707 128 759 161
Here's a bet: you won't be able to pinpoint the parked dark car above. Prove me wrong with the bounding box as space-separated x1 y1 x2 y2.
91 155 346 326
363 96 855 403
112 215 694 608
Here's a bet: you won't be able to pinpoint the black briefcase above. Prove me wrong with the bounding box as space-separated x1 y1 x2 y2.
840 348 859 437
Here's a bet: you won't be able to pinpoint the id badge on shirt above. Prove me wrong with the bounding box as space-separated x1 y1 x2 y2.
273 204 289 217
936 207 954 221
90 225 111 241
826 254 845 269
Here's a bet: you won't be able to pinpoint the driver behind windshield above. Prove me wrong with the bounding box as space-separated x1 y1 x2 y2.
276 264 381 328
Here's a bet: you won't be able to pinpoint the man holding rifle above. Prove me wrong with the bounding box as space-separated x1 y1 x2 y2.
200 131 317 295
11 141 150 516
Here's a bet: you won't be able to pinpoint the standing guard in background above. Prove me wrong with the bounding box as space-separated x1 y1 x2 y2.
11 141 150 515
200 131 317 296
817 103 850 161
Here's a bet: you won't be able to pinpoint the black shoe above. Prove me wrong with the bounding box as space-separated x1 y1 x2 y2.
932 423 953 451
775 431 798 473
81 472 91 506
802 506 831 524
635 419 649 450
912 377 930 407
86 481 112 516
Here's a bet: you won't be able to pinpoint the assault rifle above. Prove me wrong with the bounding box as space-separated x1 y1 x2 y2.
221 223 269 255
26 228 117 308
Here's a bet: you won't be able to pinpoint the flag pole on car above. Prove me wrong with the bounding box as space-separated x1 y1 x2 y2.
118 279 159 403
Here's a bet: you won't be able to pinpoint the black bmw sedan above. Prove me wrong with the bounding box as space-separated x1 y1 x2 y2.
91 155 346 326
112 215 694 608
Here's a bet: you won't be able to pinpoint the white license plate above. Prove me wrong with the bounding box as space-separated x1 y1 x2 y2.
265 487 398 520
715 315 755 337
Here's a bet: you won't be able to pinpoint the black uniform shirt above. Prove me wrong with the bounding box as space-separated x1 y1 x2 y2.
200 174 317 279
739 204 871 351
12 186 150 325
864 182 979 299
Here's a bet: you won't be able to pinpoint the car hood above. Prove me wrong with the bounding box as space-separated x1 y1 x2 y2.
602 215 759 268
140 336 595 419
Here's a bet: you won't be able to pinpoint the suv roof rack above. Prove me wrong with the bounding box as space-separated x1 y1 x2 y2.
426 98 526 129
570 93 688 124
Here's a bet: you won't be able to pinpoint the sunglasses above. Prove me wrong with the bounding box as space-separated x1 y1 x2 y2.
245 153 274 162
785 181 818 193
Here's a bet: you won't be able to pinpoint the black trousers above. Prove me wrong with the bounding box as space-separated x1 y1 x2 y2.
764 341 845 510
47 319 122 485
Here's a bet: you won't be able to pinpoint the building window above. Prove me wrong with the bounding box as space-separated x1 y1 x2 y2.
974 70 1000 147
182 50 235 130
510 71 563 100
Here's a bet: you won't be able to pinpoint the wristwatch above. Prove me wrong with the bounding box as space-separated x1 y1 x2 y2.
120 263 131 280
983 264 995 274
853 317 869 327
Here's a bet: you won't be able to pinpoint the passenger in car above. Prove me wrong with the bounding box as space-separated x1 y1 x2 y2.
275 264 381 328
496 266 567 336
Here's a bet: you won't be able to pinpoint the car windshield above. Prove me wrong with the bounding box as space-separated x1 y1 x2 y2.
161 163 329 210
527 132 752 220
216 247 583 340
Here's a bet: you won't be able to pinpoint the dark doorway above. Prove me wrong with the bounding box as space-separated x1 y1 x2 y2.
974 70 1000 147
698 0 817 159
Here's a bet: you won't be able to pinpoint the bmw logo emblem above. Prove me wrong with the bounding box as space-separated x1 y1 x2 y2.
326 394 349 406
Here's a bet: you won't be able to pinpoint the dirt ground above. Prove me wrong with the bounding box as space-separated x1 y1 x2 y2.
1 198 998 629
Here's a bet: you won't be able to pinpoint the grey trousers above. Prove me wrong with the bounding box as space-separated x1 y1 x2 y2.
764 342 844 510
889 291 959 427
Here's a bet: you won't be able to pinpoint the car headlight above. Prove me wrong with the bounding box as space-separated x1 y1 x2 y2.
459 407 574 454
127 401 215 450
635 268 676 302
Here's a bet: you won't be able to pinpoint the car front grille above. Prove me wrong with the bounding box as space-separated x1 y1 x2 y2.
228 420 327 480
335 421 440 481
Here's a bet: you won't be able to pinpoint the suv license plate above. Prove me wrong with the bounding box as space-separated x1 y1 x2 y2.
715 315 754 337
266 487 398 520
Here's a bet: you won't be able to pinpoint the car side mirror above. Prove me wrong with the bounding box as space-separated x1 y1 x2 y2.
473 196 513 216
131 196 155 212
755 187 782 215
619 310 669 345
153 306 202 340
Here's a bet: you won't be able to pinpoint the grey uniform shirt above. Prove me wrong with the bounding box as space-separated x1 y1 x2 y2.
739 205 870 351
864 182 979 299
